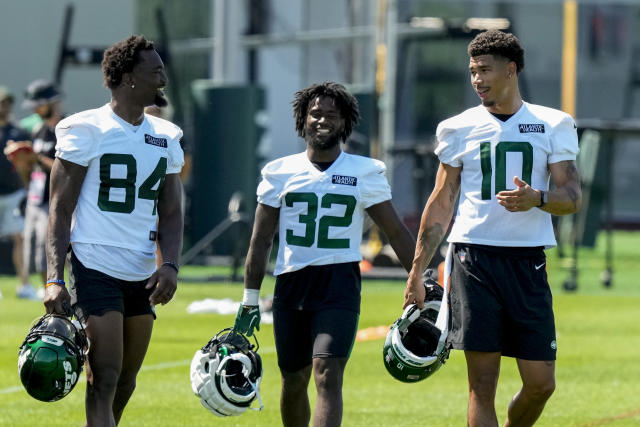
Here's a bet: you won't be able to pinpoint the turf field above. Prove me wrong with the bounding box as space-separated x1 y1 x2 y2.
1 232 639 426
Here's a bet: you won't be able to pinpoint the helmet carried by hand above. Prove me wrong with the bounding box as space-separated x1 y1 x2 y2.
383 277 450 383
190 328 263 417
18 314 88 401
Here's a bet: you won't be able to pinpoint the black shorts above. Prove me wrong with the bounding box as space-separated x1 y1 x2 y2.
448 243 556 361
273 262 361 312
273 307 359 373
68 251 156 321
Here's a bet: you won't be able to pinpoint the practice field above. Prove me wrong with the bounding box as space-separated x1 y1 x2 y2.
1 232 639 426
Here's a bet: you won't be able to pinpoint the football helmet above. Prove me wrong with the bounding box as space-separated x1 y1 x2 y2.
383 245 453 383
190 328 263 417
18 314 88 401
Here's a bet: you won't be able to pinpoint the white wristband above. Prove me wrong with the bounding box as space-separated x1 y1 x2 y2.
243 288 260 306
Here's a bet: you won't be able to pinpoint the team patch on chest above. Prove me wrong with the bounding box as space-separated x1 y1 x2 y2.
518 123 545 133
144 134 168 148
332 175 357 186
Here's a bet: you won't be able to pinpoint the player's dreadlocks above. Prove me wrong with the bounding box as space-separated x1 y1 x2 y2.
292 81 359 142
102 35 155 89
468 30 525 74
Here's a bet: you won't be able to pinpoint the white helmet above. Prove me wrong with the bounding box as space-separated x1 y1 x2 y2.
190 328 263 417
383 279 450 382
383 244 454 383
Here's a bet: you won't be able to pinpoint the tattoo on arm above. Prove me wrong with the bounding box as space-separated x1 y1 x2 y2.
564 162 581 209
418 223 444 265
564 162 580 186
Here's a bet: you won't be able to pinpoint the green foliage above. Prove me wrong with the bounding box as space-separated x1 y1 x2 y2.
1 232 639 425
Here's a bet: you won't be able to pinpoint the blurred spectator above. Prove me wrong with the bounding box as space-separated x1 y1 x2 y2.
0 86 32 298
19 112 43 134
16 80 64 299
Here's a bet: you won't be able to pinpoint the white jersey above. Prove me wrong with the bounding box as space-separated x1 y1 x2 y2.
55 104 183 279
435 102 578 248
258 150 391 275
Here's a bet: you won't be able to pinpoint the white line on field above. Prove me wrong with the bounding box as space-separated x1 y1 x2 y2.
0 346 276 395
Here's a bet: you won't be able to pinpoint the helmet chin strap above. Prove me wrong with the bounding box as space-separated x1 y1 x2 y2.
435 243 453 353
248 377 264 412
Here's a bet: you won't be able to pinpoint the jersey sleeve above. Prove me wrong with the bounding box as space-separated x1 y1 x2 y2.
256 162 283 208
434 123 461 167
54 119 98 166
549 114 579 163
166 128 185 174
359 159 392 208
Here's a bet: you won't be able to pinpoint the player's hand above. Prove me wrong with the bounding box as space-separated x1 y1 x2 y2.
147 265 178 306
43 284 72 315
234 305 261 336
403 273 426 309
496 176 541 212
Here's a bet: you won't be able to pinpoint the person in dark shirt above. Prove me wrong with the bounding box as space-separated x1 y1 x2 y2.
0 86 31 299
13 80 64 299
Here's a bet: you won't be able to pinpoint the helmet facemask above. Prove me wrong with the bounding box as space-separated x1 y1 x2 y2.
190 328 263 417
383 244 454 383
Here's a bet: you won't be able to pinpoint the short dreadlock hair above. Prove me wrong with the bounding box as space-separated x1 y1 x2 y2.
292 82 359 142
468 30 525 74
102 35 156 89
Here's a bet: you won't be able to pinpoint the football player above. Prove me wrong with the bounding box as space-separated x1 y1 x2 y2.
234 82 415 426
404 30 582 426
44 35 184 425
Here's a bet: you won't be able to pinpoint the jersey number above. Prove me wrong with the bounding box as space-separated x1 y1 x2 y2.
285 192 356 248
98 154 167 214
480 141 533 200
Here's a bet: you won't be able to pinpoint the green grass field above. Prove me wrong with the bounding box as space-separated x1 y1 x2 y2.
1 232 639 426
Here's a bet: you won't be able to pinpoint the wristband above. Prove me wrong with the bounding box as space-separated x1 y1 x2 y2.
539 190 548 208
242 288 260 306
46 279 66 288
161 261 179 273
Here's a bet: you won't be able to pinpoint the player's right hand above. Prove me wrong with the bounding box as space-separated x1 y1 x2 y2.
403 274 426 309
43 284 72 316
234 305 261 336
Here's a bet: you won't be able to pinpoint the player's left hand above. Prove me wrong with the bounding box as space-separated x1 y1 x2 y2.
496 176 541 212
147 265 178 306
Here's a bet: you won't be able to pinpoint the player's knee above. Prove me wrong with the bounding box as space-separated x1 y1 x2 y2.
313 359 344 393
116 375 137 398
281 368 311 394
524 378 555 402
87 365 120 396
469 373 499 403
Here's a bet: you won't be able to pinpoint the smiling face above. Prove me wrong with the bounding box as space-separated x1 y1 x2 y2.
469 54 515 112
129 49 168 107
304 95 345 150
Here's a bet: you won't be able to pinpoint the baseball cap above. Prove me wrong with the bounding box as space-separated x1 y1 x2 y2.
22 79 62 109
0 86 14 103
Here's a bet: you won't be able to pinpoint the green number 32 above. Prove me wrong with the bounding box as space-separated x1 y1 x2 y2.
480 141 533 200
98 153 167 214
285 192 356 249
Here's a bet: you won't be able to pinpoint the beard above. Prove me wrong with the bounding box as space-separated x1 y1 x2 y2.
39 105 54 120
154 92 168 107
481 99 495 107
307 133 341 150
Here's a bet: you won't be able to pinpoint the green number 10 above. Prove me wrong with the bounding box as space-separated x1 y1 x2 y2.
480 141 533 200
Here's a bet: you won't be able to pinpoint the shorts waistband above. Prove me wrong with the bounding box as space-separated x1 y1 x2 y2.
454 243 544 258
